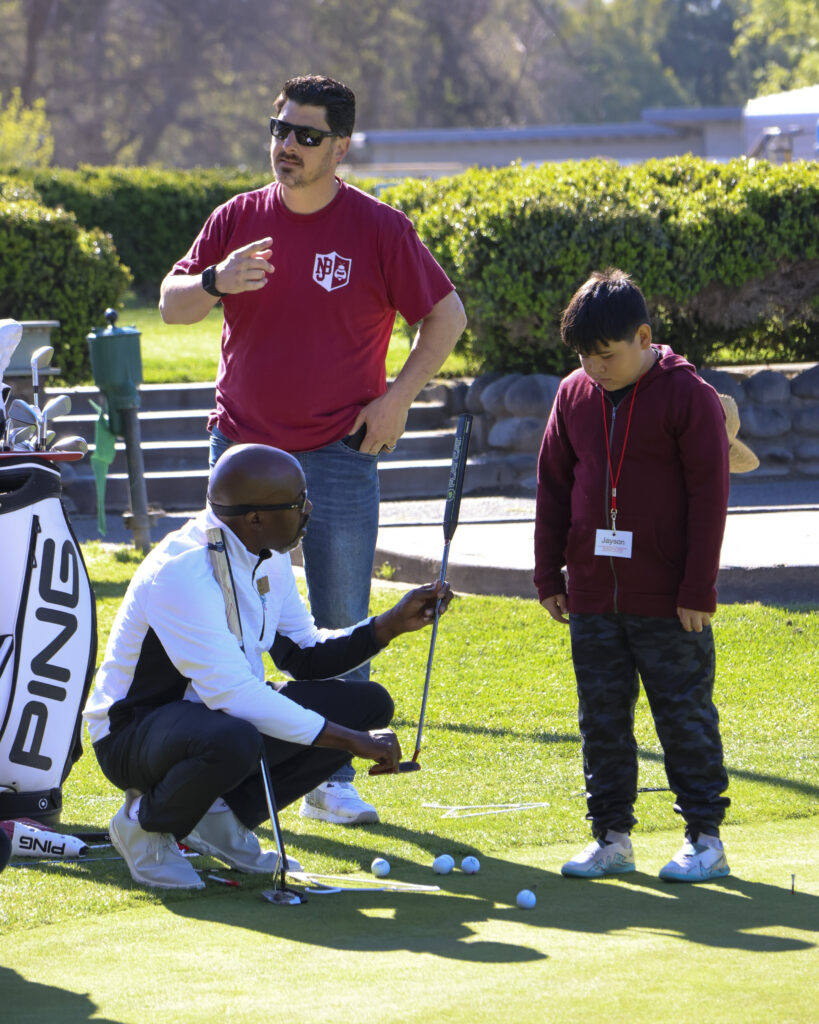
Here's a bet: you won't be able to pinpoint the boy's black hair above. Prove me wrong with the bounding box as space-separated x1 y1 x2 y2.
274 75 356 138
561 268 651 355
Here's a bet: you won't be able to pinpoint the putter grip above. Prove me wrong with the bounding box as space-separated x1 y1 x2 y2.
442 413 472 542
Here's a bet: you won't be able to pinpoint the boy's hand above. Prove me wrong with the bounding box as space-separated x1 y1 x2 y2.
541 594 569 624
677 607 712 632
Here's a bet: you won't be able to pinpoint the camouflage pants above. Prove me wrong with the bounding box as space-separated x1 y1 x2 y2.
569 614 730 838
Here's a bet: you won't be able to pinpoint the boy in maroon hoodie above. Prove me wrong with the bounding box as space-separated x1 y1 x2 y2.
535 268 731 883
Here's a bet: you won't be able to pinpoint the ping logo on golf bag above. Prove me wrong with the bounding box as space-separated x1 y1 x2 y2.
0 462 96 821
312 251 351 292
9 538 81 771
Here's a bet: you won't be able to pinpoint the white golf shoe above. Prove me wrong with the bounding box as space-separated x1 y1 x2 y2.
183 808 279 873
110 790 204 890
561 830 636 878
659 833 730 882
299 780 379 825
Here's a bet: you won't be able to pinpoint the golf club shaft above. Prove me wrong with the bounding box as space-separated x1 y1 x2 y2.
410 413 471 761
410 539 450 760
259 752 289 891
370 414 472 776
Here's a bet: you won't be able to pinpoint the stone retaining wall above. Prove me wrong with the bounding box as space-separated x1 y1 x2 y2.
439 364 819 491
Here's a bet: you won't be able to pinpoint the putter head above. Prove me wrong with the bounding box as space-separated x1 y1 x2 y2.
369 760 421 776
261 887 308 906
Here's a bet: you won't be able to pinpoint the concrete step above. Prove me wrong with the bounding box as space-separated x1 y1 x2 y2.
49 380 475 513
62 454 511 513
55 409 211 443
45 381 451 423
48 398 450 443
72 428 458 475
45 382 216 414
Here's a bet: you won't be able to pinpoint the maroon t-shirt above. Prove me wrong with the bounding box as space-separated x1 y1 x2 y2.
172 179 454 451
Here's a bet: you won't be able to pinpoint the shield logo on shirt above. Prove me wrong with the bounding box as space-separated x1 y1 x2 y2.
313 251 352 292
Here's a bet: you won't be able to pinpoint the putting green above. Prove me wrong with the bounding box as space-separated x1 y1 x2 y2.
2 819 817 1023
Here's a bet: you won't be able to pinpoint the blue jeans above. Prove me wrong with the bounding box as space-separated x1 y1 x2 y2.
209 425 381 784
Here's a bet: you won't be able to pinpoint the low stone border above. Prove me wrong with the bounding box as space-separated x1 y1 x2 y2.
431 364 819 489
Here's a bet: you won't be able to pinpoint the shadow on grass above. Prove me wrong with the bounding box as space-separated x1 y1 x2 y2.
1 966 123 1023
414 720 819 800
160 823 817 959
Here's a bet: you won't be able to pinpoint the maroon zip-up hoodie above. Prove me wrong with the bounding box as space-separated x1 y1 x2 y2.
534 346 729 617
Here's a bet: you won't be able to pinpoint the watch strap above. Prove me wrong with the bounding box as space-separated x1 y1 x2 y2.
202 265 225 297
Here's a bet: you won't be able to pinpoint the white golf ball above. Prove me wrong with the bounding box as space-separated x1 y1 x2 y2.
460 855 481 874
433 854 455 875
516 888 536 909
371 857 390 878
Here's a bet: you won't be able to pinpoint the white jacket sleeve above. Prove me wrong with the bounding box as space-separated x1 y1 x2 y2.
144 556 325 745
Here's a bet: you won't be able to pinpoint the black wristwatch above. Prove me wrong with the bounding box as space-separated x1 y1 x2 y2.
202 265 226 297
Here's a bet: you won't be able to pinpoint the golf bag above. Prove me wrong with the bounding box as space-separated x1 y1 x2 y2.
0 456 96 824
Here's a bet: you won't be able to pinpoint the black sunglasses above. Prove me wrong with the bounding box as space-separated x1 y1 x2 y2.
208 491 309 516
269 117 338 147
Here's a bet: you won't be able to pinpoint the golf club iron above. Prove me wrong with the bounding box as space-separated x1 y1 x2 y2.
49 435 89 454
9 425 37 447
8 398 41 437
370 412 473 776
30 345 53 412
259 753 307 906
39 393 71 449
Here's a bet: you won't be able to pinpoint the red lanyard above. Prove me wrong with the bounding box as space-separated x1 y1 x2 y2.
601 379 641 533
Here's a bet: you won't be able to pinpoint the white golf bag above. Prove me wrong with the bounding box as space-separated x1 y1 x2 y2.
0 456 96 824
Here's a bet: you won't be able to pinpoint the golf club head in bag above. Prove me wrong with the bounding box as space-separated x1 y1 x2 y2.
49 435 89 455
39 394 71 449
29 346 54 410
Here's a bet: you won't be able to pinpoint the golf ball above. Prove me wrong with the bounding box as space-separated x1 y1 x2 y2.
516 888 536 909
433 854 455 874
461 855 481 874
371 857 390 878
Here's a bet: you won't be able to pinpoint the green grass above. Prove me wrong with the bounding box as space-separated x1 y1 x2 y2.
122 294 475 384
2 543 817 1022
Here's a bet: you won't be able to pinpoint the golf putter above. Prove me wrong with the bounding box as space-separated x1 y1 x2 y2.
370 412 473 776
205 526 306 905
259 753 308 906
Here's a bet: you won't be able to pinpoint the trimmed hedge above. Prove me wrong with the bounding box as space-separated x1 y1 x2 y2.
26 166 271 292
385 156 819 372
3 157 818 375
0 196 131 382
19 166 381 292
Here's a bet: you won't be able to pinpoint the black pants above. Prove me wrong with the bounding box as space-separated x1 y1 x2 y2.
569 614 730 838
94 679 393 839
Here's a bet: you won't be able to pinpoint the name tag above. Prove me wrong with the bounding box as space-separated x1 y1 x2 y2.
595 529 633 558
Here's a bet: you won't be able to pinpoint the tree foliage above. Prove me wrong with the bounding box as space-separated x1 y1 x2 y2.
0 0 815 169
733 0 819 94
0 87 53 167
